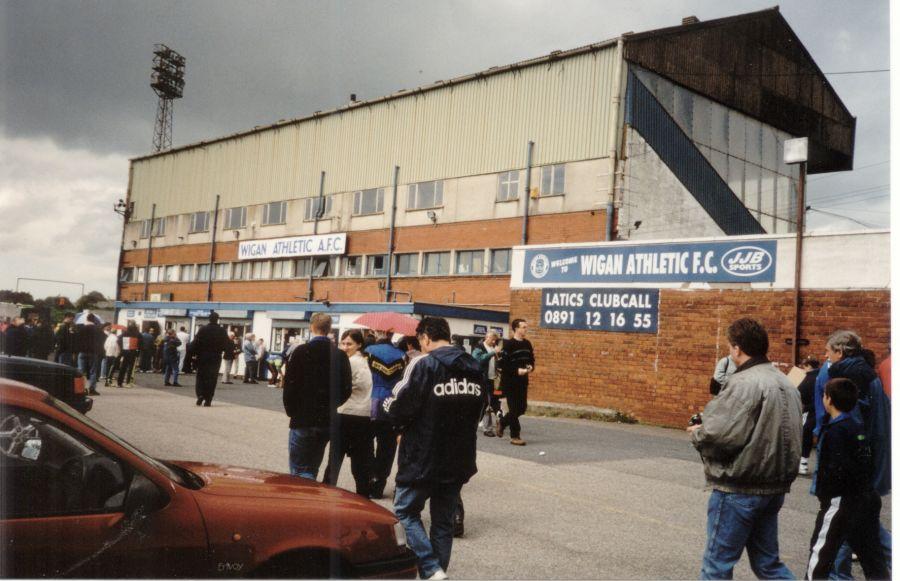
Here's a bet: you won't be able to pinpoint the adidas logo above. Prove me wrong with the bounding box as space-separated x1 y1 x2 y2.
433 377 482 397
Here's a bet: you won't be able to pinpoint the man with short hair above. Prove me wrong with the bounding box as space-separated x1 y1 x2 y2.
384 317 485 580
497 319 534 445
192 312 230 406
282 312 351 479
365 330 407 498
176 326 190 372
688 318 802 579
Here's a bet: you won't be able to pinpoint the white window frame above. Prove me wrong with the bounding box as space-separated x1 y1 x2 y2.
393 253 419 276
490 248 512 274
232 262 251 281
294 258 311 278
497 170 519 202
455 250 484 275
189 211 210 233
262 201 287 226
179 264 193 282
148 266 160 283
140 220 151 239
163 265 178 282
271 259 293 279
195 263 211 282
213 262 231 281
120 267 134 283
407 180 443 210
353 189 384 216
311 257 335 278
342 256 363 277
250 261 270 280
366 255 387 277
540 164 566 196
224 207 247 230
422 251 451 276
304 196 334 221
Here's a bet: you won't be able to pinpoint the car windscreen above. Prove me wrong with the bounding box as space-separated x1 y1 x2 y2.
45 396 187 486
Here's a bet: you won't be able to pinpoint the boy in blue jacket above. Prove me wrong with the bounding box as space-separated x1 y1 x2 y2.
806 378 889 580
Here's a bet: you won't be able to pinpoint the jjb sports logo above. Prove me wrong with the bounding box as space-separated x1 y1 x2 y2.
530 254 550 279
433 377 482 397
720 246 774 277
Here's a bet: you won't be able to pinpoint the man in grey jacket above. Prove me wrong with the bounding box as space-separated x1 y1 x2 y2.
688 318 802 580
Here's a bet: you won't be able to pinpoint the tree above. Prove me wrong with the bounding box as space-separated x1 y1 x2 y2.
75 291 107 311
0 290 35 304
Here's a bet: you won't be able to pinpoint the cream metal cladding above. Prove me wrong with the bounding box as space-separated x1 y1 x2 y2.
129 45 620 221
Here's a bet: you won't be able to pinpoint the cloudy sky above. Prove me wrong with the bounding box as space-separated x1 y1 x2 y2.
0 0 890 300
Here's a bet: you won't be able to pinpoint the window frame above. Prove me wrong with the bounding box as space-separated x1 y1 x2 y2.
189 211 210 234
393 253 419 277
195 263 211 282
407 180 444 211
422 251 451 276
353 189 385 216
366 255 387 277
271 259 294 279
304 196 334 221
489 248 512 274
497 170 520 202
539 164 566 197
262 201 287 226
224 207 247 230
151 217 166 238
163 265 178 282
455 250 485 276
342 255 363 277
213 262 231 281
293 258 311 278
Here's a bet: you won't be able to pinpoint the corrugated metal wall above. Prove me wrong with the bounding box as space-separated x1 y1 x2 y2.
130 47 620 220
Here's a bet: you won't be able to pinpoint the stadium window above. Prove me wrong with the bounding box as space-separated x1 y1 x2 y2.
497 171 519 202
408 180 443 210
262 201 287 226
540 164 565 196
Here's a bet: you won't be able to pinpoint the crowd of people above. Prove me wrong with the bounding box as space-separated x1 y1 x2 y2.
2 309 891 580
691 319 891 580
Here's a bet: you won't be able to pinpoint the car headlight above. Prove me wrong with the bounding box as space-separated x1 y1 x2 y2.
392 521 407 547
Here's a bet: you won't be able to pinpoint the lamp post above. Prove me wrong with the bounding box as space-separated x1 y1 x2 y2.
784 137 808 365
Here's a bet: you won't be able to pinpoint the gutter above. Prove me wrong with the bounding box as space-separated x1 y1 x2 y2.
605 38 625 241
385 166 400 302
306 171 326 301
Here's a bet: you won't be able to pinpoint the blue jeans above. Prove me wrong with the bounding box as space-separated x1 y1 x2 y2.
394 481 463 578
288 427 330 480
163 355 180 385
57 352 74 367
78 353 102 390
701 490 794 580
831 524 892 579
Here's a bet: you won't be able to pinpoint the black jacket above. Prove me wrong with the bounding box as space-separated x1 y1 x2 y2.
29 324 55 358
55 322 75 354
498 338 535 390
192 323 229 362
798 369 818 413
282 337 352 429
4 325 28 357
73 324 103 355
383 345 486 486
815 413 874 501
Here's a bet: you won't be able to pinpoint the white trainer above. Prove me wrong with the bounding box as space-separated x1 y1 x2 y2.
427 569 449 580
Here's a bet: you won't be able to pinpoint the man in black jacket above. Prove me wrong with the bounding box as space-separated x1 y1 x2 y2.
383 317 485 580
55 312 76 367
192 312 230 407
282 312 351 480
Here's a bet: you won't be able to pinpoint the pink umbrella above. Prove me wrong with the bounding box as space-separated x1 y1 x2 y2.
353 312 420 336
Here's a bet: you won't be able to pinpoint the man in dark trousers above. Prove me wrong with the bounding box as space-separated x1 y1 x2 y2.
365 330 407 498
282 312 351 480
192 312 229 407
383 317 485 581
497 318 535 445
55 312 76 367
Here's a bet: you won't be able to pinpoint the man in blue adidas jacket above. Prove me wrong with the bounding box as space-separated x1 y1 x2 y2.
383 316 486 580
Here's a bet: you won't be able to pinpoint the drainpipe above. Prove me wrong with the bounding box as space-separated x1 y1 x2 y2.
605 38 625 241
791 162 807 365
114 167 135 321
521 141 534 245
385 165 400 302
306 171 326 302
205 194 220 301
143 203 156 301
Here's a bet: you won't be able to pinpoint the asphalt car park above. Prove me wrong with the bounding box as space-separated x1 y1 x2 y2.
0 380 416 579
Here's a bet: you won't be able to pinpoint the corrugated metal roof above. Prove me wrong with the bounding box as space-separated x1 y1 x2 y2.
130 46 621 219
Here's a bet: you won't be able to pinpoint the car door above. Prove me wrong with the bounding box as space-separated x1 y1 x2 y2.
0 404 207 578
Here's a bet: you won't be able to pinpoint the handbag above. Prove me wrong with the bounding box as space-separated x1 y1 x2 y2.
709 377 723 396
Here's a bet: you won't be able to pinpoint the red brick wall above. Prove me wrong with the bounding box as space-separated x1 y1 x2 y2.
119 210 606 306
511 288 891 427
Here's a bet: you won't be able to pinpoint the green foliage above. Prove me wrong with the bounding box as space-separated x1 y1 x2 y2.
75 291 107 311
0 290 35 305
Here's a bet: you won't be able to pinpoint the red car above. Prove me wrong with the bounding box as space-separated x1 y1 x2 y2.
0 380 417 578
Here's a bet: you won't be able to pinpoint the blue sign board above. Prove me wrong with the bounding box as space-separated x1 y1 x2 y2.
143 309 159 319
524 240 777 284
540 288 659 333
473 324 488 335
188 309 212 318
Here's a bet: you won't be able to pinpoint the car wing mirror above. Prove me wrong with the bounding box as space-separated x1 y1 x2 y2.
124 472 167 518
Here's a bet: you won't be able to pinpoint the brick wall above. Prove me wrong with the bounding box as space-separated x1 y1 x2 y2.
120 209 606 305
511 288 891 427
